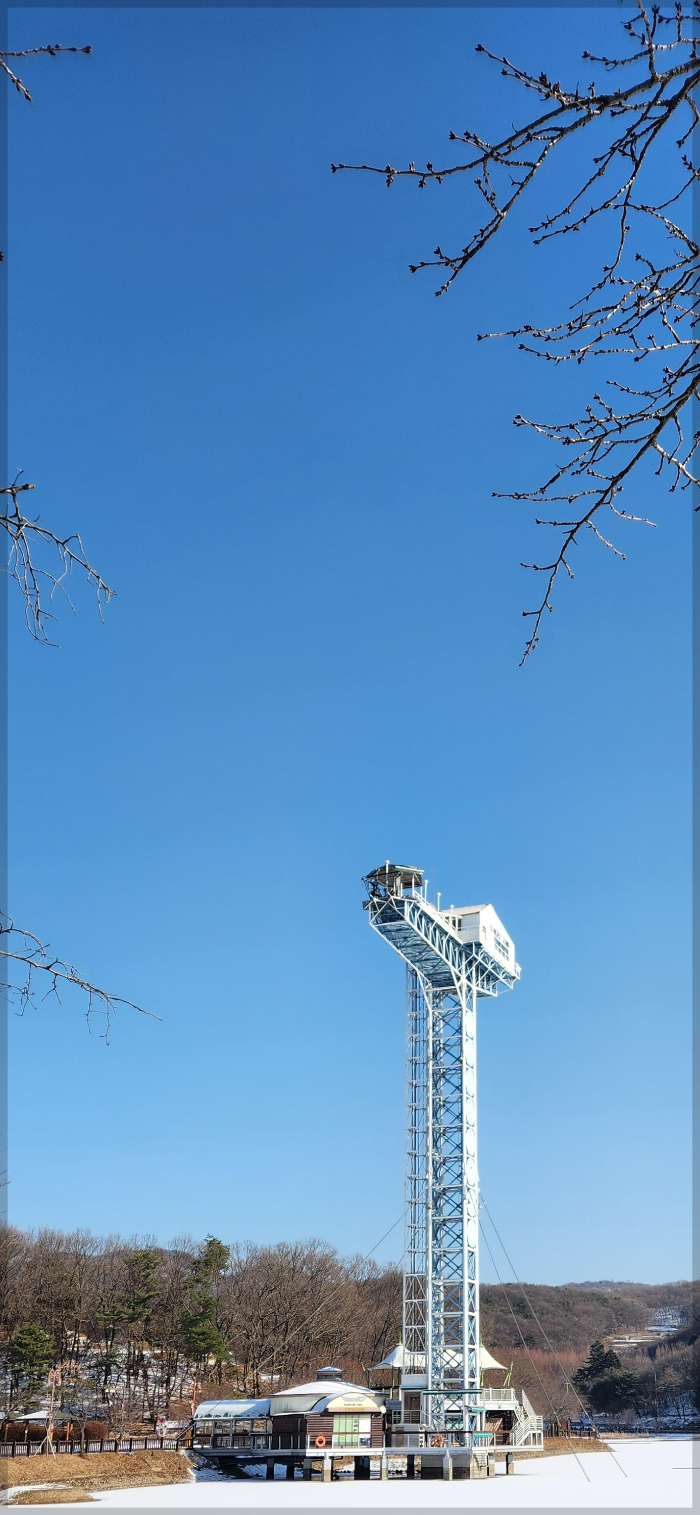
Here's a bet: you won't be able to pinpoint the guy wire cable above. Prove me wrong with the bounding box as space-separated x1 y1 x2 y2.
480 1192 628 1479
255 1208 407 1382
479 1217 592 1484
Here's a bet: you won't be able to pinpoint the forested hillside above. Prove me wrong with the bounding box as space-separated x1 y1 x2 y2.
481 1280 693 1353
0 1227 694 1428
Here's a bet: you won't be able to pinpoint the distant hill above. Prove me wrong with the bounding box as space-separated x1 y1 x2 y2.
481 1279 694 1353
564 1279 691 1292
565 1280 655 1291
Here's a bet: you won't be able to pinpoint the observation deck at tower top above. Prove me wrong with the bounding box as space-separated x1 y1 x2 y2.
362 861 520 996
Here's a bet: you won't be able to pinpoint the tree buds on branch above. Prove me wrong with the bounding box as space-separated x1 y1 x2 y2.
334 0 699 658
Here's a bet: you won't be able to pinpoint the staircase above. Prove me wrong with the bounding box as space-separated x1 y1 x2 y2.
482 1387 543 1449
510 1389 544 1448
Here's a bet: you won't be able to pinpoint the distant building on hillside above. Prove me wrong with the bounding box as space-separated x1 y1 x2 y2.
606 1333 655 1353
649 1307 685 1335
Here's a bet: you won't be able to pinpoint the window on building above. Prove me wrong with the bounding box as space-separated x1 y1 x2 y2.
332 1414 372 1447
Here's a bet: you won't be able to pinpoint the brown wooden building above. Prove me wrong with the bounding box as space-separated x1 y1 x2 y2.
191 1367 385 1463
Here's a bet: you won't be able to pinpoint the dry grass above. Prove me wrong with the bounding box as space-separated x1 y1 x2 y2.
9 1489 94 1503
510 1437 608 1459
0 1450 192 1495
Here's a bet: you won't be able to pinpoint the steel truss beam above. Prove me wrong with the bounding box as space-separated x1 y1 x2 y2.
406 969 481 1432
364 871 518 1434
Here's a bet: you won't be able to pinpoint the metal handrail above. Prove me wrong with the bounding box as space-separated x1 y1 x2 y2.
392 1430 494 1450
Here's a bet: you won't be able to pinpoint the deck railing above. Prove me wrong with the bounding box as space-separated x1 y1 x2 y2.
393 1431 494 1450
194 1431 496 1454
0 1436 188 1458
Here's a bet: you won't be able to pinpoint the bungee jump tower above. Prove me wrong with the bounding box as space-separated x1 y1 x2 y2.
189 859 541 1480
363 861 539 1448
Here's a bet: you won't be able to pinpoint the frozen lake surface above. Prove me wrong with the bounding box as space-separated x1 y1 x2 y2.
85 1438 695 1509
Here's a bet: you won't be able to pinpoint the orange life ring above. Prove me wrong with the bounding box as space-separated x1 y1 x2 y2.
431 1435 444 1448
315 1435 326 1449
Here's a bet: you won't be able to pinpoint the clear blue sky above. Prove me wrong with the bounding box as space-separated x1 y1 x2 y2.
8 6 691 1285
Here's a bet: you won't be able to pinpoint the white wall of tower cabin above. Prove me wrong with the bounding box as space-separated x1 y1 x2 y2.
441 903 515 971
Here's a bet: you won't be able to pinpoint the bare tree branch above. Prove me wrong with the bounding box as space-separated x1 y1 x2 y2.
2 42 150 1037
333 0 699 658
0 916 158 1041
2 474 115 643
1 47 108 647
0 43 91 104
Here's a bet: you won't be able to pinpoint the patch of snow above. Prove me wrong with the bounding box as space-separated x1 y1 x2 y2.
0 1484 71 1504
83 1437 694 1508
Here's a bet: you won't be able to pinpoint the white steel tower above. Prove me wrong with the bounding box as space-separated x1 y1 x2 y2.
363 862 520 1438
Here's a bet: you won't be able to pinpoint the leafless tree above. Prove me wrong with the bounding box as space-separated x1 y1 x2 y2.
2 45 147 1032
2 1224 696 1426
333 0 698 659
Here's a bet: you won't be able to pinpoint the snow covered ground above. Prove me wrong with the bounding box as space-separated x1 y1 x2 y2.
82 1438 695 1509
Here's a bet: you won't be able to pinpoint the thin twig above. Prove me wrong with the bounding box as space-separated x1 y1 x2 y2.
1 474 115 643
334 0 699 657
0 914 159 1042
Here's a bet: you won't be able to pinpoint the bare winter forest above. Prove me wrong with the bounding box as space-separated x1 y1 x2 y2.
0 1229 695 1430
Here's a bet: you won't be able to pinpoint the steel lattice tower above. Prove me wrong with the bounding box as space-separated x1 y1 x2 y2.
363 863 520 1435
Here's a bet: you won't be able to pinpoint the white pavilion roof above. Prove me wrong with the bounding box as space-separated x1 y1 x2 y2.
371 1343 506 1372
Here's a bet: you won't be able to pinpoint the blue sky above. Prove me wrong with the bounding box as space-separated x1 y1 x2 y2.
7 6 691 1285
